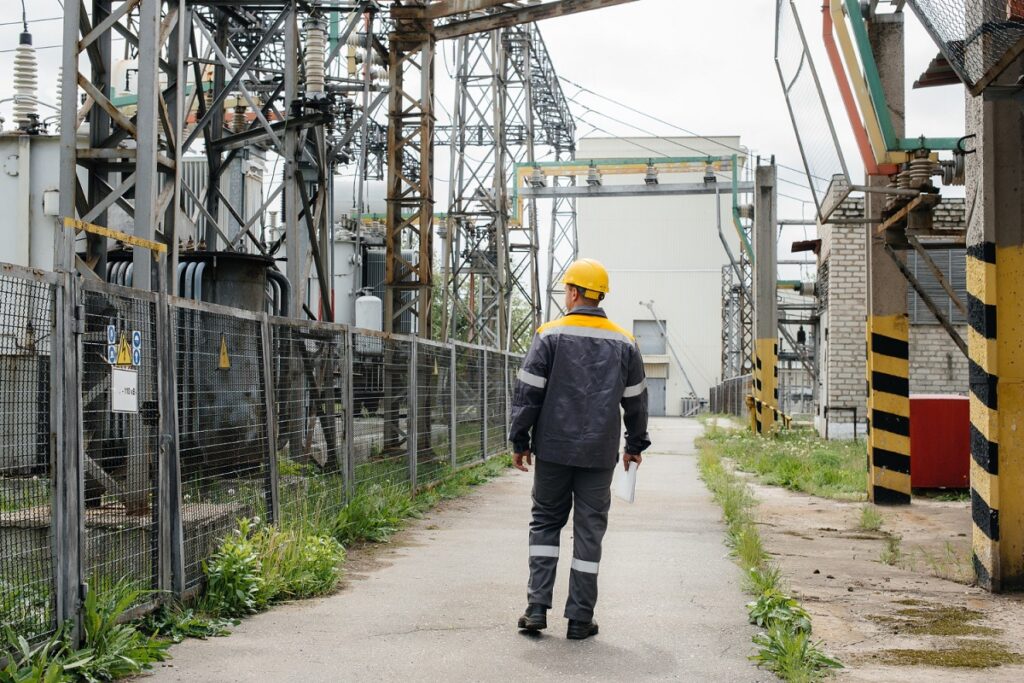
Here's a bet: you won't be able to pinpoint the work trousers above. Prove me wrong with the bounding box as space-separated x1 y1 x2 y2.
527 458 615 622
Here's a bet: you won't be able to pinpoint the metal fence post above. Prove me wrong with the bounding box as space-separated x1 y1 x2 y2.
450 344 458 468
260 314 280 525
157 294 185 596
481 348 489 460
52 273 84 643
345 328 356 499
408 337 418 492
504 353 511 448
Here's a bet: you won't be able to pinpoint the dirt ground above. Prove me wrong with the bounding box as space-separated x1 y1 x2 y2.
743 473 1024 680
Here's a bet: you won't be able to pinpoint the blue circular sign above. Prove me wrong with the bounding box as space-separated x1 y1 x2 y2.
132 330 142 349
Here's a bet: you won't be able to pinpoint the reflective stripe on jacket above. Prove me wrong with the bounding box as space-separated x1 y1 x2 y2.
508 306 651 469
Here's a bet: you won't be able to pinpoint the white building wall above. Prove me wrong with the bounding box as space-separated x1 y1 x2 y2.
576 136 744 415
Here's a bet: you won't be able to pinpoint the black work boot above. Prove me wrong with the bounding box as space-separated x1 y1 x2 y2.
566 619 599 640
517 604 548 631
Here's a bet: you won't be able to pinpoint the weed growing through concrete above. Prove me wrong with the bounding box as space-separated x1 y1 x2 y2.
697 434 841 681
880 535 903 566
858 505 884 532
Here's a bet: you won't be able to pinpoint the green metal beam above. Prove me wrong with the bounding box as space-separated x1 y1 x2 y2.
844 0 961 152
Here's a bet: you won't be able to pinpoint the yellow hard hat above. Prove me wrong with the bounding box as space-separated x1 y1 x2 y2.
563 258 610 298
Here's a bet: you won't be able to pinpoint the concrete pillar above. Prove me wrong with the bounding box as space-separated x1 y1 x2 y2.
966 72 1024 591
865 13 910 504
752 164 778 434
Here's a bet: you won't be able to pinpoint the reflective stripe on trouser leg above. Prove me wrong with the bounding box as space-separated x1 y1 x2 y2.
565 466 614 622
528 459 573 608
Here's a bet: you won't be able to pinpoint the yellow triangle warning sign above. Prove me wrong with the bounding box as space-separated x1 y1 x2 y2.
115 332 133 366
218 334 231 370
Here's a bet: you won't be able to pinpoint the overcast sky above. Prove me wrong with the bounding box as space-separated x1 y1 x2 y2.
0 0 965 282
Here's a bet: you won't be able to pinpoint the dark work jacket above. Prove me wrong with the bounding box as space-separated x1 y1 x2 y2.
508 306 651 469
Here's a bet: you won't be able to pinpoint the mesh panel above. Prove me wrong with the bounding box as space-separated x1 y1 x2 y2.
909 0 1024 92
454 345 485 465
351 333 411 489
175 302 271 588
271 321 348 529
415 341 453 486
775 0 849 220
80 284 159 600
0 270 56 641
486 351 507 457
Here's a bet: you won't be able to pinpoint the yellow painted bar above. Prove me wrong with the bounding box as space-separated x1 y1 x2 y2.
754 337 778 434
871 467 911 493
829 1 908 166
64 217 167 258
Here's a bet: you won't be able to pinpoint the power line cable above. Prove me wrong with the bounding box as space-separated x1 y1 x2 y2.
569 94 814 196
560 75 815 183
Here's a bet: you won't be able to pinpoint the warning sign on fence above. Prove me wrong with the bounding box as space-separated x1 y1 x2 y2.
111 366 138 414
218 334 231 370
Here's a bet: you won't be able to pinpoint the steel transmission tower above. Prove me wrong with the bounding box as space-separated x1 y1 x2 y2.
439 21 575 350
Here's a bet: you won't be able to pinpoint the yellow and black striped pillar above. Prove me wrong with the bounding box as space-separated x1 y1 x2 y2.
964 70 1024 590
863 11 911 505
866 315 911 504
752 339 779 434
966 240 1002 589
751 164 778 435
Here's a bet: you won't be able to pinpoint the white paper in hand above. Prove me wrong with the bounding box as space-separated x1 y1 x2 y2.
614 461 638 504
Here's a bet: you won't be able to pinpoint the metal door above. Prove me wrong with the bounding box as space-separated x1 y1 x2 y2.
647 377 666 416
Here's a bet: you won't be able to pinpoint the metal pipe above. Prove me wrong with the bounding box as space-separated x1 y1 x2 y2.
193 261 207 302
184 262 197 299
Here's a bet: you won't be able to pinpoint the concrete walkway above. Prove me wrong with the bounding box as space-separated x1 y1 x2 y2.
149 418 763 682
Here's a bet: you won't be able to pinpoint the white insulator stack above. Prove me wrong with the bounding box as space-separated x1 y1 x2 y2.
13 32 39 131
304 17 327 99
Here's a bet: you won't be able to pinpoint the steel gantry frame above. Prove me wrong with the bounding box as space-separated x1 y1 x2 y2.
389 0 630 344
56 0 632 341
438 20 576 350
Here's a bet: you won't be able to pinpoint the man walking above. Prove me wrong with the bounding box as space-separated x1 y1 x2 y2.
508 258 651 640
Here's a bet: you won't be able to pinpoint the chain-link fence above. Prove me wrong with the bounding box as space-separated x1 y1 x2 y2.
909 1 1024 94
709 375 753 417
80 281 161 606
0 256 523 645
775 0 850 221
0 265 58 643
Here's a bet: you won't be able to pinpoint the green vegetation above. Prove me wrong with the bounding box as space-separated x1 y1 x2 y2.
858 505 884 532
876 641 1024 668
871 606 998 638
697 436 841 681
1 581 171 683
76 581 171 682
880 535 903 567
702 424 866 501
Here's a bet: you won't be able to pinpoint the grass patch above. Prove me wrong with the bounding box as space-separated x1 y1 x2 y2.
876 640 1024 668
858 505 884 532
697 432 841 681
702 424 866 501
870 606 999 637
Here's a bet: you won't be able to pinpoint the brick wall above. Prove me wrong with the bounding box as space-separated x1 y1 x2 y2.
816 197 967 437
821 211 867 427
909 325 968 394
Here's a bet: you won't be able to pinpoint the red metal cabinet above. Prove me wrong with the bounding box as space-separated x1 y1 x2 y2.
909 394 970 489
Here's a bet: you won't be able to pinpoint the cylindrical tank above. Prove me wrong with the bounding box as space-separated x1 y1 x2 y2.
355 294 383 332
332 232 359 326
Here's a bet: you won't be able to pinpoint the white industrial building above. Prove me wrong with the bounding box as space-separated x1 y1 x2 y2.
576 136 745 416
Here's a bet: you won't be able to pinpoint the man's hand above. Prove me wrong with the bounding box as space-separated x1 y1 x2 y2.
514 450 533 472
623 453 643 471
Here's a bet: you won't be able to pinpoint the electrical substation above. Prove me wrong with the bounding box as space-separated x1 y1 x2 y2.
1 0 1024 673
